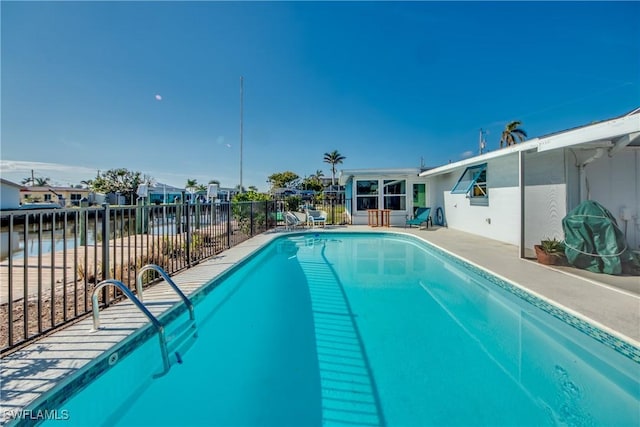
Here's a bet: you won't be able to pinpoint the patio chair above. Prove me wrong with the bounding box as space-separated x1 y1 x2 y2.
292 211 308 227
284 211 305 230
405 207 432 229
306 209 327 228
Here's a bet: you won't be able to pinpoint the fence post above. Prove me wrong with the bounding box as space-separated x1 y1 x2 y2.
331 197 336 225
226 202 232 248
101 203 110 305
185 198 191 267
195 198 201 230
101 203 110 280
250 202 254 236
266 201 270 231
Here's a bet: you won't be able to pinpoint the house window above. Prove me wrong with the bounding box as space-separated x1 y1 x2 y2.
70 193 82 206
44 194 52 201
383 180 406 210
451 163 488 205
356 180 378 210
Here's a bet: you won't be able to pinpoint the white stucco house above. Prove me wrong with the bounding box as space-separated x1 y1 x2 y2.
339 168 429 226
0 179 23 259
0 179 24 210
419 107 640 258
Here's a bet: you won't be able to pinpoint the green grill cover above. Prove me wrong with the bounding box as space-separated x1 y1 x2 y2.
562 200 638 275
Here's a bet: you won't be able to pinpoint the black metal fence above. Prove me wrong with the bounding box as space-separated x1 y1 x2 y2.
0 200 279 355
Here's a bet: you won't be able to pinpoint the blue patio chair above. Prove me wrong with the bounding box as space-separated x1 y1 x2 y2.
405 207 432 229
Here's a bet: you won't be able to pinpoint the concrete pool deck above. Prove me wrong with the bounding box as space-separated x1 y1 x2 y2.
400 225 639 342
1 225 638 424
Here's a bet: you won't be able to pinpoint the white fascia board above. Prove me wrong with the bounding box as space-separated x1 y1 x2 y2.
419 140 539 178
0 178 25 189
339 168 422 185
537 114 640 152
419 113 640 178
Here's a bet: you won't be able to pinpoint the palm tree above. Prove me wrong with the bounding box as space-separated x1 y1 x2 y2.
500 121 528 148
33 177 51 186
323 150 346 187
22 176 51 186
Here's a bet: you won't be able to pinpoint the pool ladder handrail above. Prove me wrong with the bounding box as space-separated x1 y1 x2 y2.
135 264 195 322
90 265 197 378
90 279 171 375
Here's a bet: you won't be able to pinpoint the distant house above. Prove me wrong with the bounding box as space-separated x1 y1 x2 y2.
339 168 428 226
146 183 239 204
273 188 299 198
20 185 91 207
148 183 185 204
218 187 240 202
0 179 24 210
419 107 640 258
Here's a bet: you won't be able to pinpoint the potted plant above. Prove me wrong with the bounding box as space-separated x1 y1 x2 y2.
534 238 567 265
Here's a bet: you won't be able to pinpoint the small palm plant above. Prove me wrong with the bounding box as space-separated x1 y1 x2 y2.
540 238 565 254
535 237 566 265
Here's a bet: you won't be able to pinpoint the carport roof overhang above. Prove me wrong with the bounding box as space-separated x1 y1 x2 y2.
419 109 640 178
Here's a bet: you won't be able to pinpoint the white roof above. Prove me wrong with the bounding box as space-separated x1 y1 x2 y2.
0 178 24 189
339 167 424 185
420 108 640 178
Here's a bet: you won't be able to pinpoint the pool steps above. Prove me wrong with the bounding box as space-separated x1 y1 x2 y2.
89 264 198 378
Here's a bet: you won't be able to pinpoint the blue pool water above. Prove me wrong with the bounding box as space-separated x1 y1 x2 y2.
40 233 639 426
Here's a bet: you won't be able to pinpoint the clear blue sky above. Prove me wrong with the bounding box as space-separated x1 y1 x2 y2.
1 1 638 191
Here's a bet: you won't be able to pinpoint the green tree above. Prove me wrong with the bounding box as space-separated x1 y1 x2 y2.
35 177 51 186
323 150 346 186
301 176 323 192
84 168 147 204
267 171 300 189
22 176 50 186
500 121 528 148
232 190 271 203
248 185 259 192
231 190 273 235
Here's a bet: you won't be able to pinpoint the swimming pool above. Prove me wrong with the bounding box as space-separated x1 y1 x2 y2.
33 232 639 426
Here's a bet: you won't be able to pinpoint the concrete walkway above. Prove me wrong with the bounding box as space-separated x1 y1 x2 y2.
1 226 638 425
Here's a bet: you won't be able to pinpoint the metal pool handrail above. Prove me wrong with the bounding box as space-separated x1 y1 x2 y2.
136 264 195 322
90 279 171 375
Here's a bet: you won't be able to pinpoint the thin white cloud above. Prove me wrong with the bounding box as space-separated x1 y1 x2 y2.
461 150 474 159
0 160 237 190
0 160 100 186
0 160 97 174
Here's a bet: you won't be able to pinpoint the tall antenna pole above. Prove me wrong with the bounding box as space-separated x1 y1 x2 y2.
239 76 244 193
479 128 486 154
